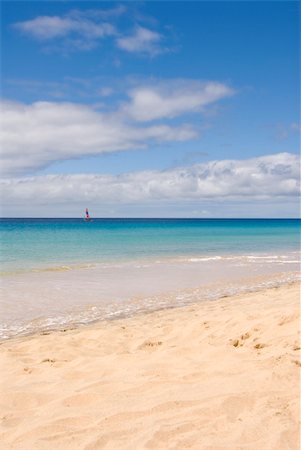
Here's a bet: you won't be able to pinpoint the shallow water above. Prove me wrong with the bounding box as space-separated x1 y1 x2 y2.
1 218 300 272
1 218 300 339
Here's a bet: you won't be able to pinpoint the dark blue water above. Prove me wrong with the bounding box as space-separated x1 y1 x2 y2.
1 218 300 272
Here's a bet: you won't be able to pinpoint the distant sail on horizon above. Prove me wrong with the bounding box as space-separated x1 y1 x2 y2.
84 208 91 221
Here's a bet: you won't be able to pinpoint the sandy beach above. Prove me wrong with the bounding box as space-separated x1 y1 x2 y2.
0 282 300 450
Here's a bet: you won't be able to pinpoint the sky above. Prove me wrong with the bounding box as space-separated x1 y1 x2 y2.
0 0 300 217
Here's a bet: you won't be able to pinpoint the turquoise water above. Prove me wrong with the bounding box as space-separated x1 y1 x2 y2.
1 218 300 339
1 218 300 272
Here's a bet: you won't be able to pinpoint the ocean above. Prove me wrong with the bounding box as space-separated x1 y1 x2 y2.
1 218 300 339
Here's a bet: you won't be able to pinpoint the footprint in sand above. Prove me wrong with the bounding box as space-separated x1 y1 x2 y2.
231 339 241 347
241 332 251 340
254 343 266 349
230 332 251 347
139 340 163 350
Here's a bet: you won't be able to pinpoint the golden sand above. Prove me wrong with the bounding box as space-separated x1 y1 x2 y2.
0 283 300 450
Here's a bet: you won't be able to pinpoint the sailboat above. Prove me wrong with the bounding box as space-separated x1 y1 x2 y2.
84 208 92 222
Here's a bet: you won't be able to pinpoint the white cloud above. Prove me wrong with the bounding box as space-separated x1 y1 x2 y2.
123 81 234 121
116 26 163 55
12 10 166 55
14 15 116 41
1 154 299 212
0 100 196 176
0 80 234 176
15 16 74 40
12 9 122 52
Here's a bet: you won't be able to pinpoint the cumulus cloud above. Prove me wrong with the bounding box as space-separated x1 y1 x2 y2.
0 100 196 176
123 81 234 121
0 80 233 176
1 154 299 210
116 26 163 55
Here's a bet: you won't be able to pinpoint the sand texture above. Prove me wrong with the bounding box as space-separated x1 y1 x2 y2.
0 283 300 450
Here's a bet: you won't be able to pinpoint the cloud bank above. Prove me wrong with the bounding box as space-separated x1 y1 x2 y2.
2 153 299 209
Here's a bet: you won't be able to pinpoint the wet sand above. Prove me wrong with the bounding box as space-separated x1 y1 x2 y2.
0 282 300 450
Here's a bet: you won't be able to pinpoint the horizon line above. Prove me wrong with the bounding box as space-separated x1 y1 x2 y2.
1 217 300 220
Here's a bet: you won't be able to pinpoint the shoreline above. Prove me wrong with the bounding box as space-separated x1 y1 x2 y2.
1 282 300 449
1 272 300 342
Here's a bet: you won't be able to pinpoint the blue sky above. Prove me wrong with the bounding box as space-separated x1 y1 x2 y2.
1 1 300 217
